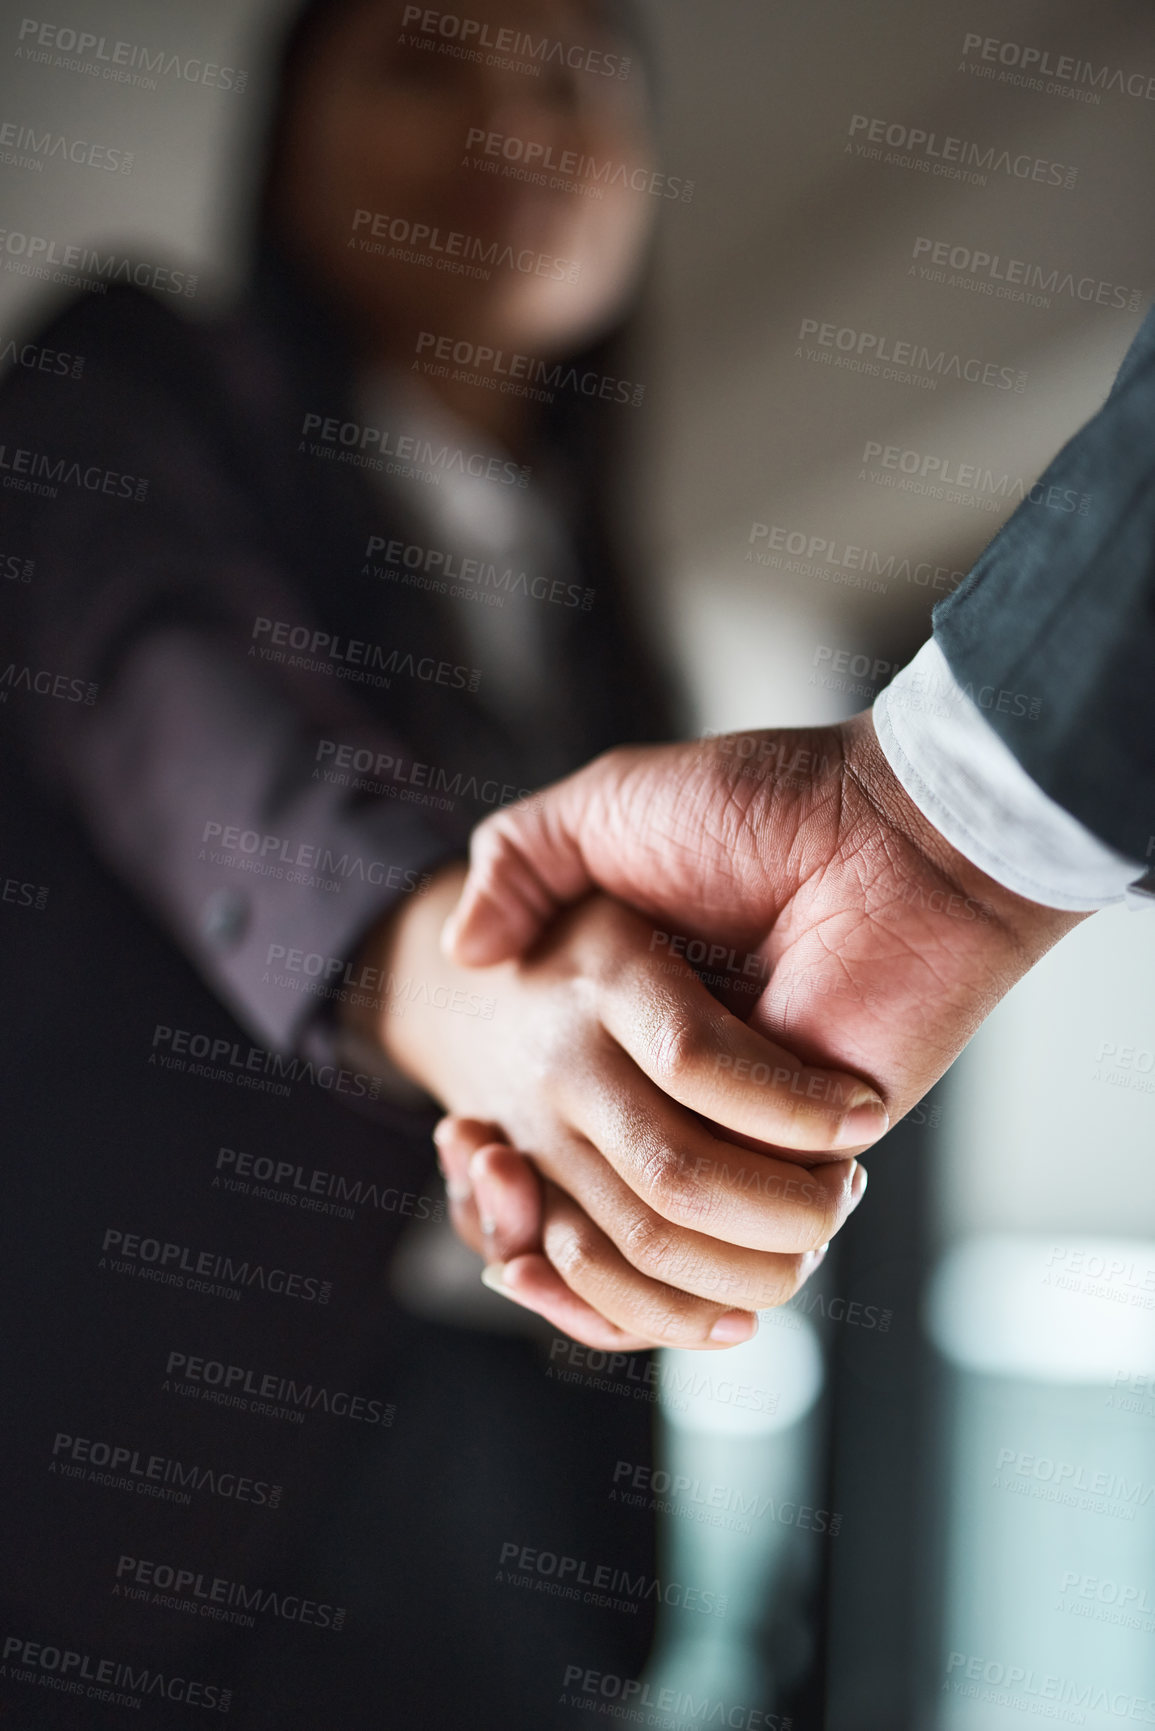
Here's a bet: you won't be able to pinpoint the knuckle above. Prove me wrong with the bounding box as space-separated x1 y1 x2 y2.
620 1212 676 1278
770 1254 812 1306
810 1180 844 1247
649 1294 712 1345
650 1015 706 1091
544 1218 597 1282
636 1146 711 1226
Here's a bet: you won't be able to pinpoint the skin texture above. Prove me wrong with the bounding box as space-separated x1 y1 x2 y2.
431 711 1086 1344
268 0 655 448
348 861 878 1350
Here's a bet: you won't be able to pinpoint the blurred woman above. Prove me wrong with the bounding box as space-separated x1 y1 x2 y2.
0 1 680 1724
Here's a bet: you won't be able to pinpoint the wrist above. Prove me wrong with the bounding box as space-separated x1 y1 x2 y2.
341 861 469 1096
840 709 1086 955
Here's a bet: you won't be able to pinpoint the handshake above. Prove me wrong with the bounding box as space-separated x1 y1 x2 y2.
352 712 1081 1352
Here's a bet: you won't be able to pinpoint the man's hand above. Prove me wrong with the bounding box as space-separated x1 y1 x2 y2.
438 713 1084 1324
347 863 875 1350
445 713 1082 1116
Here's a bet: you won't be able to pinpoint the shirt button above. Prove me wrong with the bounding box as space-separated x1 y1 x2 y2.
200 888 249 948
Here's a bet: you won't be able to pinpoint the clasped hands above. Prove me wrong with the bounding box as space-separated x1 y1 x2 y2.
354 713 1079 1351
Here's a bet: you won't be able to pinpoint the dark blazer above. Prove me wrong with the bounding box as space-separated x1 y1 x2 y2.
934 303 1155 861
0 269 672 1729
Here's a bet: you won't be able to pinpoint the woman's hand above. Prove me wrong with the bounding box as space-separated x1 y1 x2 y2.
346 863 879 1350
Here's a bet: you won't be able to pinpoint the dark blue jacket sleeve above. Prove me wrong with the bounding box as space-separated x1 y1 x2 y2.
933 304 1155 861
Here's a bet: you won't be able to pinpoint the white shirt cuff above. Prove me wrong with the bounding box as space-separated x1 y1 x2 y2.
872 639 1148 912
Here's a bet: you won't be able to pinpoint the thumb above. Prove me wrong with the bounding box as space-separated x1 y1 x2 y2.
441 770 599 965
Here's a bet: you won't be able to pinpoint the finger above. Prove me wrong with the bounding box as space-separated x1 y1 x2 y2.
538 1182 767 1350
527 1120 854 1310
433 1117 542 1262
434 1118 652 1346
589 909 888 1152
435 1114 546 1261
441 779 595 967
560 1037 864 1252
432 1115 488 1257
483 1254 654 1352
469 1144 543 1261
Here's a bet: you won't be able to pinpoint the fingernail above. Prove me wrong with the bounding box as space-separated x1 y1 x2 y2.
480 1263 512 1299
709 1309 758 1344
832 1096 889 1149
439 909 463 958
850 1162 869 1207
468 1154 497 1236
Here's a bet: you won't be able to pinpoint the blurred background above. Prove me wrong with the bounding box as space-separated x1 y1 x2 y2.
3 1 1154 1725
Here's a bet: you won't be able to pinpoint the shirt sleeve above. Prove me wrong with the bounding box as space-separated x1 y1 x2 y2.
2 290 464 1061
873 639 1150 911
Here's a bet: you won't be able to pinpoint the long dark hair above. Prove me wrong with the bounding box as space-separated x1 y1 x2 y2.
249 0 682 747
